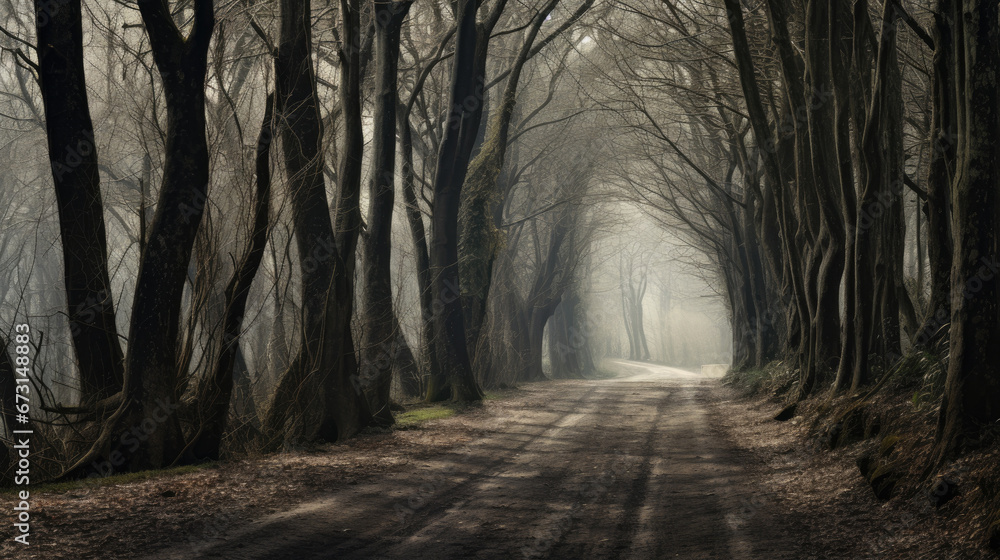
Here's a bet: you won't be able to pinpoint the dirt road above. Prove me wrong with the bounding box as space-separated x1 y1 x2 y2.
143 361 799 560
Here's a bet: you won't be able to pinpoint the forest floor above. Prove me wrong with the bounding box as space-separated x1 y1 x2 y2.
1 360 994 559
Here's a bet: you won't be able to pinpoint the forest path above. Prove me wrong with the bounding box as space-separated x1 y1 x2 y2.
144 361 798 560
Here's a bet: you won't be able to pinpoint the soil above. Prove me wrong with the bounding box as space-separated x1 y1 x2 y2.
0 360 993 559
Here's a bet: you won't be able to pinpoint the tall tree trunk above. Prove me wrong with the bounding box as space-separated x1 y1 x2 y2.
803 0 845 389
548 295 593 378
266 0 354 444
396 26 459 397
634 273 651 361
915 0 956 349
932 0 1000 463
622 281 636 360
186 96 274 462
425 0 485 402
723 0 792 366
34 0 124 403
724 0 804 378
853 0 902 391
880 41 905 362
115 0 215 470
521 219 572 379
398 114 435 396
765 0 821 396
319 0 370 440
459 0 560 363
361 0 413 426
524 289 563 382
832 0 858 392
743 195 778 367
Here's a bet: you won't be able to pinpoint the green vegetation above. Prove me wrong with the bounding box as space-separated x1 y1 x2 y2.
394 405 457 428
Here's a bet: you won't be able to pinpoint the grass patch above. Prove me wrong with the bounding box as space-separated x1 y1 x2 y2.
393 386 519 428
394 405 457 428
1 463 214 496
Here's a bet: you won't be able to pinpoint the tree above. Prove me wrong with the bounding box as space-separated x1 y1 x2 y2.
619 250 650 362
34 0 125 404
459 0 591 361
114 0 216 470
914 0 956 350
186 96 274 461
324 0 371 438
548 287 596 378
396 22 457 396
360 0 414 426
265 0 369 445
424 0 486 402
931 0 1000 463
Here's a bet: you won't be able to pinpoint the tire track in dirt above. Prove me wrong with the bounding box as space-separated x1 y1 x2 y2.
142 364 800 559
143 385 605 559
341 386 608 558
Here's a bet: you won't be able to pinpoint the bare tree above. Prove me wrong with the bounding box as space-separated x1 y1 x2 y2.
34 0 124 404
360 0 414 425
